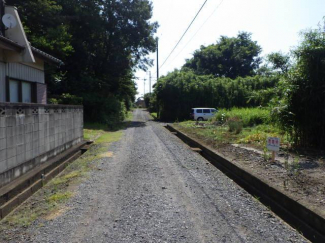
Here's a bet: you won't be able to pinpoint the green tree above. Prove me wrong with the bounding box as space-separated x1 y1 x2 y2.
55 0 157 121
267 52 291 73
184 32 262 78
276 22 325 148
7 0 73 59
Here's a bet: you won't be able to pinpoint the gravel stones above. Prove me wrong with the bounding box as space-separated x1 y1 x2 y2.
3 109 308 242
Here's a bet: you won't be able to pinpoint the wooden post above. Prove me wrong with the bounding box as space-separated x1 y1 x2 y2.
267 137 280 163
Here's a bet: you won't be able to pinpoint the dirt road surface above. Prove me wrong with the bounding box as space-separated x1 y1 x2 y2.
19 109 308 242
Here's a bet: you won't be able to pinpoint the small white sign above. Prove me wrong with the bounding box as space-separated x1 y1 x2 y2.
267 137 280 152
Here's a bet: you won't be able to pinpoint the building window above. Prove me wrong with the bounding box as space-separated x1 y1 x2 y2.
22 82 32 103
9 80 19 103
6 77 36 103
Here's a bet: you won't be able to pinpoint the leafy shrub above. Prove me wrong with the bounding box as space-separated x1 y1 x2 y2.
213 108 270 127
144 93 158 112
48 98 59 104
227 117 243 134
83 94 127 126
48 93 83 105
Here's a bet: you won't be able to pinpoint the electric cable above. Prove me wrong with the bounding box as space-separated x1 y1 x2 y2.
167 0 225 67
159 0 208 70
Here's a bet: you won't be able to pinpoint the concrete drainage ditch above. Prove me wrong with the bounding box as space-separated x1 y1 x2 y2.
165 124 325 243
0 140 93 220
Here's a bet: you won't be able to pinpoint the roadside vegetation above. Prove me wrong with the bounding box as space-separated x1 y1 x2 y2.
147 21 325 150
175 109 286 151
0 113 132 234
150 112 158 120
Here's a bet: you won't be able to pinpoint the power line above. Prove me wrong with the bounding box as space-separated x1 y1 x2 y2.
167 0 225 67
159 0 208 70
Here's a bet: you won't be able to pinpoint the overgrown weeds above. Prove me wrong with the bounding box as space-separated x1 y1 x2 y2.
212 107 271 127
227 117 243 134
175 118 286 150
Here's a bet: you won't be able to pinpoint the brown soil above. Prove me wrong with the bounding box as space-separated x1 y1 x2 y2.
174 124 325 219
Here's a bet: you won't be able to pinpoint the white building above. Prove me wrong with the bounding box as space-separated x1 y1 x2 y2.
0 5 62 104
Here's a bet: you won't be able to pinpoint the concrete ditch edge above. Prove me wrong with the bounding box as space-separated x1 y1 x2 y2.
166 124 325 243
0 141 91 220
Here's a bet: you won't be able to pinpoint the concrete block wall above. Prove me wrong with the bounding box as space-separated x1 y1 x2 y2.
0 103 83 187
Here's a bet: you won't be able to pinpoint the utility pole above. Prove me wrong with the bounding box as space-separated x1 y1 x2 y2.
143 78 146 97
149 71 151 94
156 37 159 82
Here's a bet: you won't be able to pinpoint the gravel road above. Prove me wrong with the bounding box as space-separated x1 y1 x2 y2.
24 109 307 242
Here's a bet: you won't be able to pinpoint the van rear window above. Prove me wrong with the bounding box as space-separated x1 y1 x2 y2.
196 109 203 113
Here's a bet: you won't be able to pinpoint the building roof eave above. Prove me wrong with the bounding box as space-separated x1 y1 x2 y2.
0 35 24 52
31 46 64 66
0 35 64 66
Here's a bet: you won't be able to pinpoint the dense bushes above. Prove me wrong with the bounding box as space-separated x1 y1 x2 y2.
144 93 156 112
154 69 279 121
274 25 325 148
82 95 127 128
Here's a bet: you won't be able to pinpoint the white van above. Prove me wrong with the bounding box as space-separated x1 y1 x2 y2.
190 108 217 121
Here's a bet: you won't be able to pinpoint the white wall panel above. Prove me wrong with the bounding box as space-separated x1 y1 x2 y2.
8 63 44 83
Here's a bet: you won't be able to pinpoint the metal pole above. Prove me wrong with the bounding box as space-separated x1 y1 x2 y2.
156 37 159 82
149 71 151 94
143 78 146 97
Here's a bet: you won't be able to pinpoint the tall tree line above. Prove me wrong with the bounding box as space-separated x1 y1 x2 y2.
7 0 157 123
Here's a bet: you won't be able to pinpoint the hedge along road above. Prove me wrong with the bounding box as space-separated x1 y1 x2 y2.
24 109 307 242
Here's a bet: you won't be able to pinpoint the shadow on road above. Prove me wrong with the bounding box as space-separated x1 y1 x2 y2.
126 121 146 128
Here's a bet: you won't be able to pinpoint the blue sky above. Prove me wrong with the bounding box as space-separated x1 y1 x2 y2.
136 0 325 97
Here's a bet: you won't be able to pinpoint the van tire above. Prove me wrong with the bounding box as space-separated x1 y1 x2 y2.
197 117 204 121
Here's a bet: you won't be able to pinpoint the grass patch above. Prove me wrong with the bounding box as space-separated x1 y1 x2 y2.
5 212 38 227
237 124 284 146
52 171 83 186
46 192 72 204
83 111 133 141
213 107 270 127
63 170 82 180
150 112 158 120
96 131 123 144
126 110 133 121
175 108 287 150
83 123 107 141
